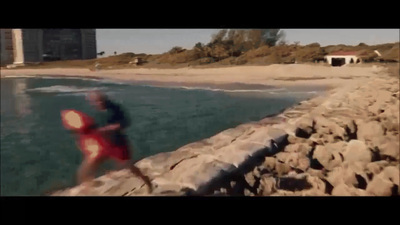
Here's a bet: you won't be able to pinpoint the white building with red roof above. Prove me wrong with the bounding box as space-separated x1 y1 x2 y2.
324 51 362 66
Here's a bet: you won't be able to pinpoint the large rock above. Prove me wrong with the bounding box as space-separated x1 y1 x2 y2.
376 90 394 103
304 176 326 195
331 183 370 196
263 157 276 171
325 142 348 154
307 168 324 179
135 151 198 177
275 152 291 163
326 163 368 189
343 140 372 164
294 117 314 138
380 116 400 133
297 157 311 172
368 101 386 116
356 121 384 143
380 166 399 186
287 135 307 144
313 145 343 170
366 161 388 176
275 161 291 176
379 138 400 160
328 117 357 141
313 116 346 139
366 174 394 196
283 153 301 169
244 172 257 188
152 154 234 192
284 143 312 156
258 175 277 196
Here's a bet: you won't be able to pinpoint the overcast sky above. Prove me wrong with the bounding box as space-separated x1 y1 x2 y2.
96 29 399 56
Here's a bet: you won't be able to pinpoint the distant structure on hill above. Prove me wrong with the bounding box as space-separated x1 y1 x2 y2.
324 51 362 67
0 29 97 66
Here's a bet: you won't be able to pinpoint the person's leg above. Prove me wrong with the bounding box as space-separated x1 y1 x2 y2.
114 137 153 193
117 160 153 193
77 156 105 185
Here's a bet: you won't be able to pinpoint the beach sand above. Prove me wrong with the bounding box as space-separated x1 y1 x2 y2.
0 64 385 90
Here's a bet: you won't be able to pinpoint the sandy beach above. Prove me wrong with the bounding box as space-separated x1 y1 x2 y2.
0 64 384 90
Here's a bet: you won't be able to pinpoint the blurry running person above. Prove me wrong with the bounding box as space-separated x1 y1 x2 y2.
77 90 152 193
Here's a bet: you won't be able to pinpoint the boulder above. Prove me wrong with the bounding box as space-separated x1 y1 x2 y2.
284 153 301 168
376 90 394 103
326 163 368 189
366 161 389 175
313 116 346 140
328 117 357 140
275 152 291 163
379 139 400 160
297 157 311 172
258 175 277 196
287 135 307 144
366 174 394 196
307 168 325 179
309 138 323 147
356 121 384 143
325 141 348 154
331 183 370 196
380 117 399 133
244 172 257 188
284 143 312 156
343 140 372 164
313 145 342 170
262 157 276 171
367 102 386 116
381 166 399 186
324 134 338 144
295 117 314 138
275 161 291 176
305 176 326 195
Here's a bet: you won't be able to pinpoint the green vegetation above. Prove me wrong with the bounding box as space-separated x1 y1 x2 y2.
14 29 399 70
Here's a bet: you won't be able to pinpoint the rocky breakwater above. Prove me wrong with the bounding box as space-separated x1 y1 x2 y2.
52 73 399 196
242 75 399 196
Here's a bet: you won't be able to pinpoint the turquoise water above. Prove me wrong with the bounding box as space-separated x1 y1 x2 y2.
0 77 318 196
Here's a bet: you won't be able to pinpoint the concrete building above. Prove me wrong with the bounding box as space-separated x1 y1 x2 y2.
81 29 97 59
42 29 97 61
1 29 14 66
12 29 43 64
1 29 96 65
324 51 362 67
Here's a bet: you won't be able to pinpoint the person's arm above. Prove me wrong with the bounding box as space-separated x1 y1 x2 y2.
97 123 121 132
97 102 130 132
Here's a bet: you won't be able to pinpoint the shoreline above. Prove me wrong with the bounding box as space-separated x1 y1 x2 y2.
1 64 382 96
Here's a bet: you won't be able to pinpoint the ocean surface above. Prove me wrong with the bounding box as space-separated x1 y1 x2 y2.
0 76 321 196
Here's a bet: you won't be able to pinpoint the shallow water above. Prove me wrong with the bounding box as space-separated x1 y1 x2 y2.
0 77 319 196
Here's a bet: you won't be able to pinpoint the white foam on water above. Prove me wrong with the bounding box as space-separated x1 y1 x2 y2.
3 75 36 79
27 85 105 94
147 85 287 93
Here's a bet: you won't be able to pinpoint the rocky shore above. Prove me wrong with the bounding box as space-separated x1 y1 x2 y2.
50 65 399 196
240 75 399 196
